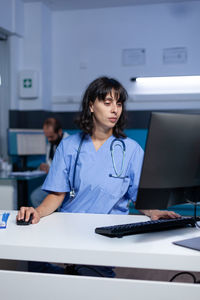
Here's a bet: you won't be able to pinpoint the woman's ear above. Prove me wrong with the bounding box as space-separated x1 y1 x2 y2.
89 101 94 113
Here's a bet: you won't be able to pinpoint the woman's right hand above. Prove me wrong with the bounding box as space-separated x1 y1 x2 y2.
16 206 41 224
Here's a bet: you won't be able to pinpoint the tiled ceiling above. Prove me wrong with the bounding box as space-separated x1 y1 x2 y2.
22 0 200 11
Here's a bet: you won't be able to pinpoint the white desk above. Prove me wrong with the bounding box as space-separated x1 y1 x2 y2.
0 175 17 210
0 211 200 299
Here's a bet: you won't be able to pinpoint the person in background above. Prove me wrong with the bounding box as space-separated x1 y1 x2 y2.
30 118 69 208
18 77 179 277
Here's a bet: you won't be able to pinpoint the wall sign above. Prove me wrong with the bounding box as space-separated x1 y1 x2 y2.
19 70 39 99
163 47 187 64
122 48 146 66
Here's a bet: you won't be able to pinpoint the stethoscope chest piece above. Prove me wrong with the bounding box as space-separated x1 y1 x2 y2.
69 189 76 199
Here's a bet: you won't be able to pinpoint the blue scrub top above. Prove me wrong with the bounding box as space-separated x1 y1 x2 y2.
42 132 144 214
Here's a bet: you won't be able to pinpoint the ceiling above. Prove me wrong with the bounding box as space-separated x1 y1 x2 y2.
22 0 200 11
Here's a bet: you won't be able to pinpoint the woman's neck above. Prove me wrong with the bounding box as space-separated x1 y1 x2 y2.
92 126 112 140
91 128 113 151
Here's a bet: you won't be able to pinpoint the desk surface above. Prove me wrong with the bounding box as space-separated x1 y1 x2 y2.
0 171 46 181
0 211 200 271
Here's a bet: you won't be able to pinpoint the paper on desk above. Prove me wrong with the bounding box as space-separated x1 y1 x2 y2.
0 212 10 229
10 170 46 177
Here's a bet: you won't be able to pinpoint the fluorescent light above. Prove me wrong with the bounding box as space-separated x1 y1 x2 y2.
129 75 200 97
135 75 200 85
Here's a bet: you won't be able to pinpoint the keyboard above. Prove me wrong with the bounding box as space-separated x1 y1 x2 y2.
95 216 200 238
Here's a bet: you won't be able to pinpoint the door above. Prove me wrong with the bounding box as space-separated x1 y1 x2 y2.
0 33 9 160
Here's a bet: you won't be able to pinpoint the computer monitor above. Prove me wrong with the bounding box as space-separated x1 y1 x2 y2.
135 112 200 210
7 129 46 170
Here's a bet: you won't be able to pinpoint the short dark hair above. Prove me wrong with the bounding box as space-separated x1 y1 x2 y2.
77 77 128 138
43 118 62 133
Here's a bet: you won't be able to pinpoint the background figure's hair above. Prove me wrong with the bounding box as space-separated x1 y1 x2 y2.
43 118 62 133
77 76 128 138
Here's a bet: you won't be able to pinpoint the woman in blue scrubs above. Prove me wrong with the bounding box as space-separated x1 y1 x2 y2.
17 76 179 276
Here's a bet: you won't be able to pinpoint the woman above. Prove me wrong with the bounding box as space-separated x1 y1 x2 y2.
17 76 179 276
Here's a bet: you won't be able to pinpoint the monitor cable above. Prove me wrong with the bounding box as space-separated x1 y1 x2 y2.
169 271 200 283
193 201 200 228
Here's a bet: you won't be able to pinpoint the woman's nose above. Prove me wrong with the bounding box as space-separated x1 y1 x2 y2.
111 103 118 113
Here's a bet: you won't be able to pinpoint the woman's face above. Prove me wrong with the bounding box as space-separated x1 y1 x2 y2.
89 89 123 132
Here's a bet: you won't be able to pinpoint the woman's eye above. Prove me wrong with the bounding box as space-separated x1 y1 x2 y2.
104 102 111 105
117 102 122 107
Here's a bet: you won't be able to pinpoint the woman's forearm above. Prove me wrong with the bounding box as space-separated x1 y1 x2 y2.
36 192 65 218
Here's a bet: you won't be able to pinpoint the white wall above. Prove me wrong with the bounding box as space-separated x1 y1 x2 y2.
51 1 200 111
0 0 13 33
2 0 200 112
0 0 24 35
12 0 24 36
0 0 24 160
1 1 52 111
0 0 24 112
18 2 52 110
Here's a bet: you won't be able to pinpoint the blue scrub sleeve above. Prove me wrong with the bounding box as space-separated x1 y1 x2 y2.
42 141 71 193
125 145 144 203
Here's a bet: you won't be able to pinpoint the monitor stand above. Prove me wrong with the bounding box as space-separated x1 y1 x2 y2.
173 200 200 251
173 236 200 251
19 155 28 171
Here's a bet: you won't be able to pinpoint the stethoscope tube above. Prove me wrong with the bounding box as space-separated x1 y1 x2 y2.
69 133 86 198
109 138 127 179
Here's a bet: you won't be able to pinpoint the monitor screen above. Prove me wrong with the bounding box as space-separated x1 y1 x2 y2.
135 112 200 210
8 129 46 156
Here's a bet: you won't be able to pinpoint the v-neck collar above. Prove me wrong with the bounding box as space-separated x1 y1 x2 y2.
88 134 114 153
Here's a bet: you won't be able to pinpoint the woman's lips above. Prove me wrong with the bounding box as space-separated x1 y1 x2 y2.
109 118 117 123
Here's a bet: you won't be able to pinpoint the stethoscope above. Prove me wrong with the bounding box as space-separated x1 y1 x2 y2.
69 134 127 199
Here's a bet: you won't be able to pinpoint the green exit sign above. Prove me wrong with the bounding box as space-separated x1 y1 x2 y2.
23 78 32 88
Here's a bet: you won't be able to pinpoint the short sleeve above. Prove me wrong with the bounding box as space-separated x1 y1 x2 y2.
42 140 71 193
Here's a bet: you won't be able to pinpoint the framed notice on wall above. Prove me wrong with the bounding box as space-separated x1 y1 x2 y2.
122 48 146 66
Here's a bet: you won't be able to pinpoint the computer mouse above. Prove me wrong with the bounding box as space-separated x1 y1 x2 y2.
16 213 33 226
